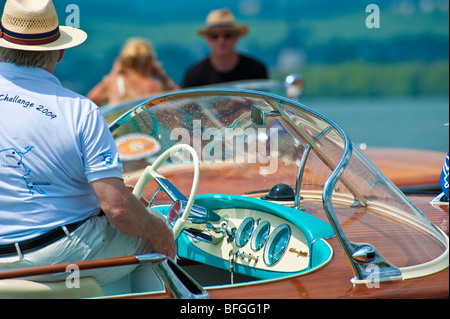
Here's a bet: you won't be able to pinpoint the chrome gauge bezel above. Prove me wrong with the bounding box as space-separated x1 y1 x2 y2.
250 220 271 251
263 224 291 267
235 217 255 247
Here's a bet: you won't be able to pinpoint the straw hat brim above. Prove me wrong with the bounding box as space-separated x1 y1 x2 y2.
197 24 248 37
0 26 87 51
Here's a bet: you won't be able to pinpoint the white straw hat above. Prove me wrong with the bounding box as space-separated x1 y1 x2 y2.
0 0 87 51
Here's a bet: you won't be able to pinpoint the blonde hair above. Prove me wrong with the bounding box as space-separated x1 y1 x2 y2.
0 47 60 68
119 38 155 77
118 38 177 91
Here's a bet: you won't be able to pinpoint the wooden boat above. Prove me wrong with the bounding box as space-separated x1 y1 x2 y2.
362 147 444 191
0 89 447 300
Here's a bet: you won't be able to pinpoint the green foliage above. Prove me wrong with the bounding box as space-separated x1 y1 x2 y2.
274 61 449 97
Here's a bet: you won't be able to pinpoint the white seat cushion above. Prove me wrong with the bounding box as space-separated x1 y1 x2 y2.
0 277 104 299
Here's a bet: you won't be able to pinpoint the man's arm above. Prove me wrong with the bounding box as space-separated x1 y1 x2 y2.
90 177 177 259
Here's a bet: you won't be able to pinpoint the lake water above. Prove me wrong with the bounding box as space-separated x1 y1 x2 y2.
300 96 449 153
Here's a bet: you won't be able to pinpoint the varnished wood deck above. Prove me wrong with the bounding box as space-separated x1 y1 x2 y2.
123 148 450 299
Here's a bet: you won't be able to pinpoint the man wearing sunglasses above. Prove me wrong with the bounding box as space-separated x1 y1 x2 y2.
182 9 268 88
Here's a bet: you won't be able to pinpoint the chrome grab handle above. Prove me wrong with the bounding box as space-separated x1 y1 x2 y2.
136 254 209 299
322 141 402 283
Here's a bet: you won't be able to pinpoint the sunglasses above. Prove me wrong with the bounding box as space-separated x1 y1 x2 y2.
208 33 236 40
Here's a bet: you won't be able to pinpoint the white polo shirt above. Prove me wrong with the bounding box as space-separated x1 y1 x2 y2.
0 63 123 244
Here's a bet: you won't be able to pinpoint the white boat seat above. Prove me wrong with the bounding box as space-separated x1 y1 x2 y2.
0 277 104 299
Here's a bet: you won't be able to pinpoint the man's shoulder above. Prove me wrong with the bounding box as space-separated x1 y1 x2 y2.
182 58 214 88
238 54 268 78
239 54 266 68
52 82 99 111
0 63 96 109
187 58 212 72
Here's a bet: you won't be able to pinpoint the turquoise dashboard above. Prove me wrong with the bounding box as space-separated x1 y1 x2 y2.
156 194 335 280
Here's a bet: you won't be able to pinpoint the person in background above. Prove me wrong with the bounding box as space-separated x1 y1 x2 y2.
182 8 268 88
0 0 176 285
88 37 179 107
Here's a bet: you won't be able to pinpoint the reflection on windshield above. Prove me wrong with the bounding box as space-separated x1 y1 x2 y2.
110 89 448 281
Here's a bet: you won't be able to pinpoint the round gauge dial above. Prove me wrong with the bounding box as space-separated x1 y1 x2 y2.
263 224 291 266
250 221 270 251
235 217 255 247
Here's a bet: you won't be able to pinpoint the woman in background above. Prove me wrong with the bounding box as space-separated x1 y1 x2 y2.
88 37 178 107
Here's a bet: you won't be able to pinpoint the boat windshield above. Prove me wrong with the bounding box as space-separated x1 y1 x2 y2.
109 89 448 282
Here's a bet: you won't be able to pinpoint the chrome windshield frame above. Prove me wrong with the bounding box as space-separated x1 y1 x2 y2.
109 88 447 284
250 90 401 282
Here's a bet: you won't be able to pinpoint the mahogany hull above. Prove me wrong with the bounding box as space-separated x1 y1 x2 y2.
127 195 448 299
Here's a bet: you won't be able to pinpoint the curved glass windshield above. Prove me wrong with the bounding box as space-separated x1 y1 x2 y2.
109 89 448 282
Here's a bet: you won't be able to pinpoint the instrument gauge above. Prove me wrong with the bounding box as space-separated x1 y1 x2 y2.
235 217 255 247
263 224 290 266
250 221 270 251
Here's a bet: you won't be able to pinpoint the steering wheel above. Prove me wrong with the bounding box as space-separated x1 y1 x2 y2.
132 144 200 238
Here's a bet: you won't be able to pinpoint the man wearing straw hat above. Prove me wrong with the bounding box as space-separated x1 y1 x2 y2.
0 0 176 285
182 8 268 88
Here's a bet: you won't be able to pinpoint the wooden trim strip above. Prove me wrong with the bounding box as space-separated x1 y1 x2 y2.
0 255 140 280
